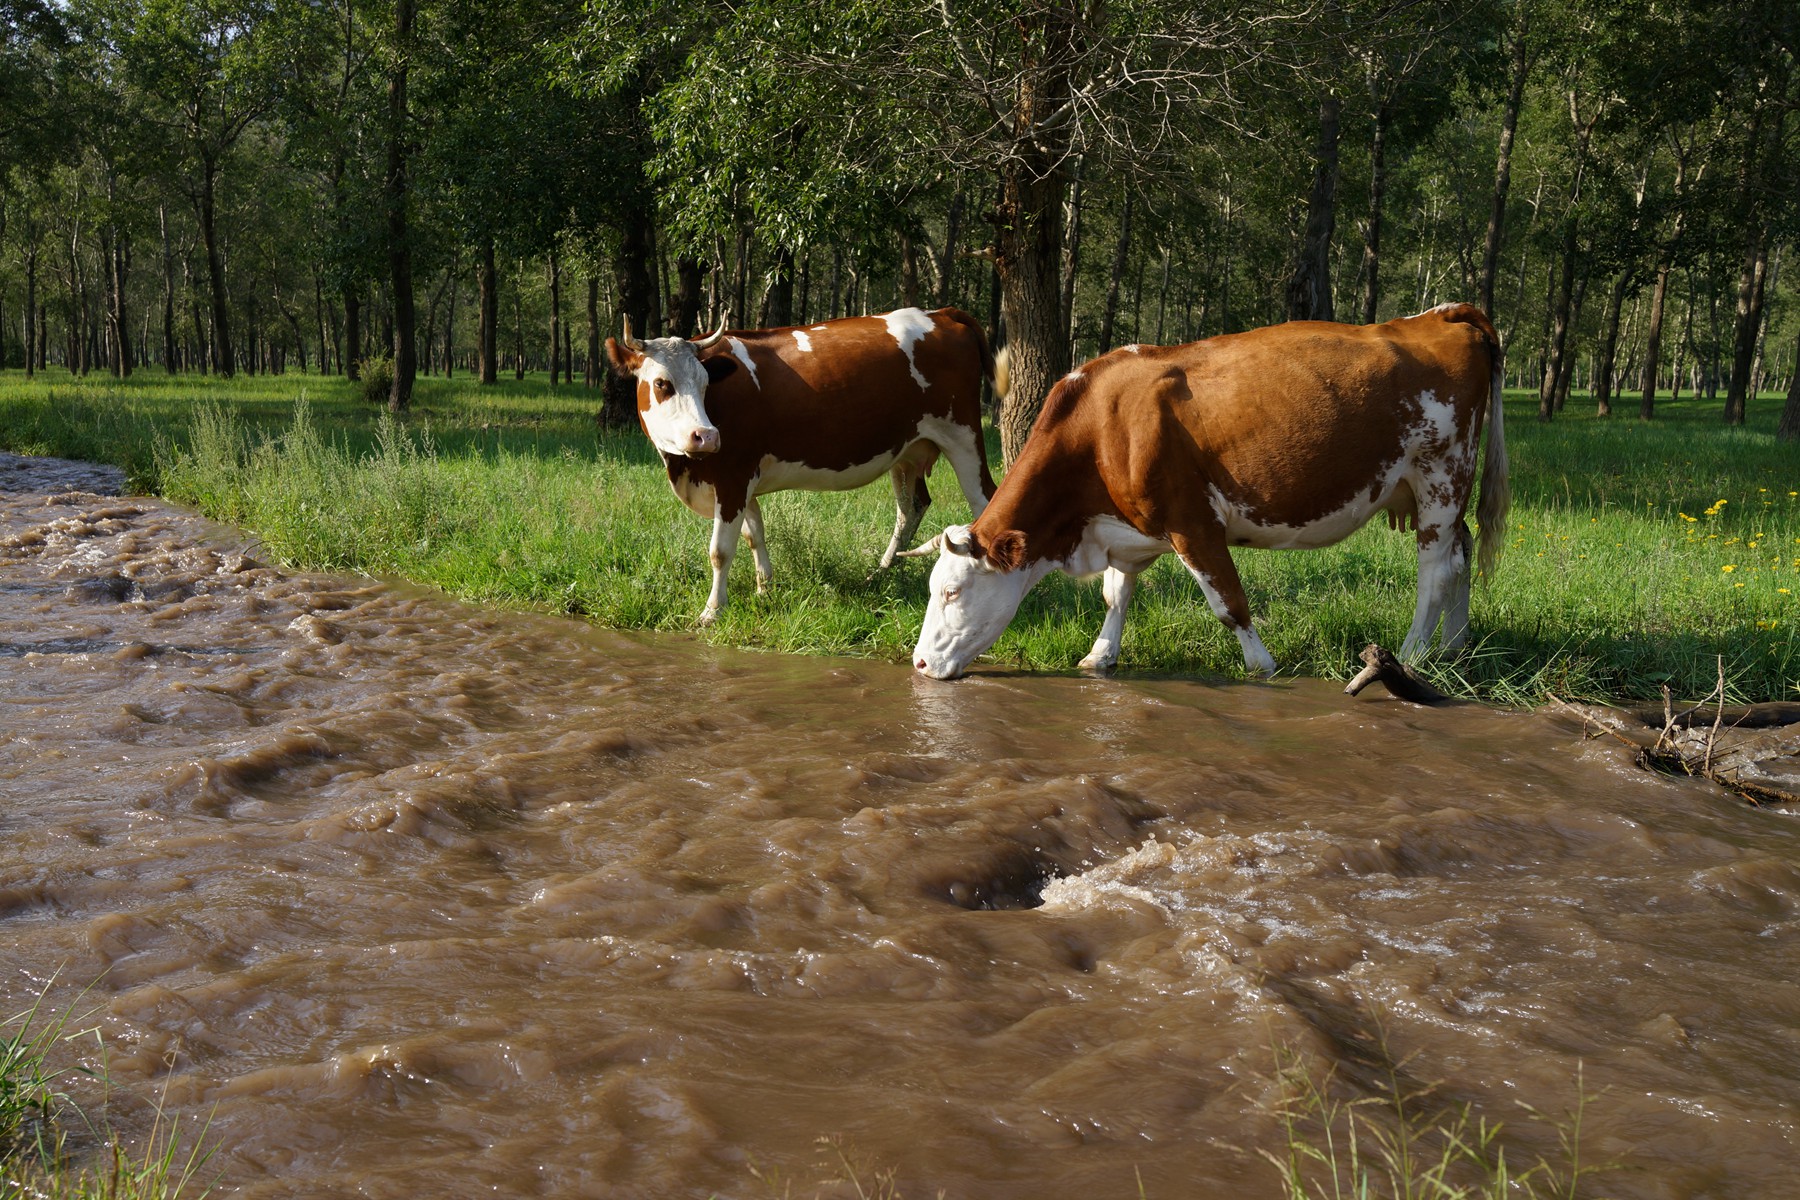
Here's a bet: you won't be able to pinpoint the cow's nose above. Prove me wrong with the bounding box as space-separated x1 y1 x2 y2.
689 427 720 454
914 657 928 672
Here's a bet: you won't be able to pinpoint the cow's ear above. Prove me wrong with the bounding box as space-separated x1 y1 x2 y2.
702 356 738 385
985 529 1027 573
604 337 640 377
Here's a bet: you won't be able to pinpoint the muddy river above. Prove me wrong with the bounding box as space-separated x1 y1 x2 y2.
3 453 1798 1199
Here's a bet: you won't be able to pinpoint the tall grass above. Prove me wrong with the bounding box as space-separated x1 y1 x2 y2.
2 367 1795 704
0 983 214 1200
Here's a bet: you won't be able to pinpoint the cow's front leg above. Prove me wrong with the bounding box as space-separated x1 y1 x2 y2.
741 497 772 595
1169 531 1276 677
701 503 749 624
879 451 935 570
1077 567 1137 673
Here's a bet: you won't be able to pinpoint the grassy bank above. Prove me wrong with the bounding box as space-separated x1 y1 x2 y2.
1 368 1794 705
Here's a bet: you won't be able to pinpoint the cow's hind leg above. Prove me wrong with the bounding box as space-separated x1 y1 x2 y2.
1402 520 1464 657
1077 566 1138 673
880 443 938 569
741 496 773 595
1439 520 1475 651
1169 531 1277 677
701 504 749 625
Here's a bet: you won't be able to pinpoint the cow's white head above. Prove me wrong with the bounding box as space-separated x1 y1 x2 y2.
903 524 1039 679
605 315 734 457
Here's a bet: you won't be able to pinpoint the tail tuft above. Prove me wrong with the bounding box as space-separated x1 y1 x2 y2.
991 345 1011 402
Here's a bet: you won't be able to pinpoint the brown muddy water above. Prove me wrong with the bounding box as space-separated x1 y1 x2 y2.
3 453 1799 1200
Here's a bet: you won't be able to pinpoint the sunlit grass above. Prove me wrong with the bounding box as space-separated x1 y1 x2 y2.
1 367 1794 704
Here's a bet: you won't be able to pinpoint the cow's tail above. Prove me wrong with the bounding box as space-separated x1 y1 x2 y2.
1474 318 1510 583
957 308 1009 405
991 344 1011 403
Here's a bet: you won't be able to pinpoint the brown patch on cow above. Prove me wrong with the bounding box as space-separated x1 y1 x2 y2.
971 308 1501 579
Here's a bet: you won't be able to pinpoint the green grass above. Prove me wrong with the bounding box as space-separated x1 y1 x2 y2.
1 366 1795 705
1 983 214 1200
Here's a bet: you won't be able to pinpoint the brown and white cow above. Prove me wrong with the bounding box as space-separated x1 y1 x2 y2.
905 303 1509 679
605 307 1001 622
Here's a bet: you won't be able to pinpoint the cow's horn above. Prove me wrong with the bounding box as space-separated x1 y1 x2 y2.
621 315 644 351
692 313 729 349
895 534 942 559
943 528 973 556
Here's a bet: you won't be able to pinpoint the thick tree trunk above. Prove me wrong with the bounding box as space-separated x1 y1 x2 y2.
385 0 417 412
670 256 703 337
443 268 457 379
1594 272 1630 416
1097 191 1132 354
197 156 234 377
762 245 795 326
606 177 658 424
1285 94 1342 323
1726 229 1770 426
1360 102 1390 325
1480 29 1529 317
478 236 498 384
899 236 919 309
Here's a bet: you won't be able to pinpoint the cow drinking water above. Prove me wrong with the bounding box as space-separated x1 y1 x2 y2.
606 307 1002 623
905 304 1510 679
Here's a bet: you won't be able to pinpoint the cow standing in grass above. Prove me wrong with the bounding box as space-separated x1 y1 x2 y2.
906 304 1510 679
606 307 1002 622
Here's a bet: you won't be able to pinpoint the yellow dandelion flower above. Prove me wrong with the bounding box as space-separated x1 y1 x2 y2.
1723 564 1738 572
1780 588 1792 595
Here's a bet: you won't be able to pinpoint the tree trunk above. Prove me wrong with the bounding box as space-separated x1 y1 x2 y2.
1594 272 1630 416
1639 256 1673 419
1480 27 1530 317
1097 190 1132 354
443 267 457 379
937 190 964 309
22 246 36 380
670 256 703 337
899 235 919 309
1778 326 1800 440
1360 101 1390 325
1726 228 1770 426
1538 222 1576 420
385 0 417 412
1060 160 1083 356
606 176 658 424
197 155 234 377
1555 267 1588 413
344 287 362 379
585 276 600 388
762 244 795 326
1285 94 1342 323
548 248 562 386
159 206 177 374
478 235 498 383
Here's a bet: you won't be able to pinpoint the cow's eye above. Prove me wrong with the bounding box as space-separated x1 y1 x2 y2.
943 587 961 602
652 378 674 399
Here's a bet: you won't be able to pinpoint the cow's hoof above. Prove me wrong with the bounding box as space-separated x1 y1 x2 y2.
1077 654 1117 675
698 608 720 626
755 580 771 596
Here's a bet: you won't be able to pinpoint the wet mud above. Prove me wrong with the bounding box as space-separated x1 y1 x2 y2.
3 452 1798 1198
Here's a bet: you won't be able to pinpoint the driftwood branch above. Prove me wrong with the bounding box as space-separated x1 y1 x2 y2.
1343 644 1449 705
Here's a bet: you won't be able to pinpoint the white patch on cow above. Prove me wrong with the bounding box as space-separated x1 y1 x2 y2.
1064 515 1172 579
726 336 761 389
754 452 895 496
1207 468 1407 551
792 330 813 353
1064 369 1085 383
1124 344 1142 354
810 325 828 331
669 474 718 520
916 415 992 516
1414 389 1458 446
883 308 935 390
1416 302 1463 317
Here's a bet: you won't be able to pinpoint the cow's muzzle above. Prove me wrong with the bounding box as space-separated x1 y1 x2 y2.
686 426 721 455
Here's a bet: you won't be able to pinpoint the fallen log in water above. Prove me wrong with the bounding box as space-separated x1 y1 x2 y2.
1551 669 1800 807
1343 643 1450 705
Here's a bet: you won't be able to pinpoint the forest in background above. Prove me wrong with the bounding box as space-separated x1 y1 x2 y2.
1 0 1797 457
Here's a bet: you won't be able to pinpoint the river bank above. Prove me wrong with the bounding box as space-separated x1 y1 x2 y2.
2 369 1795 704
